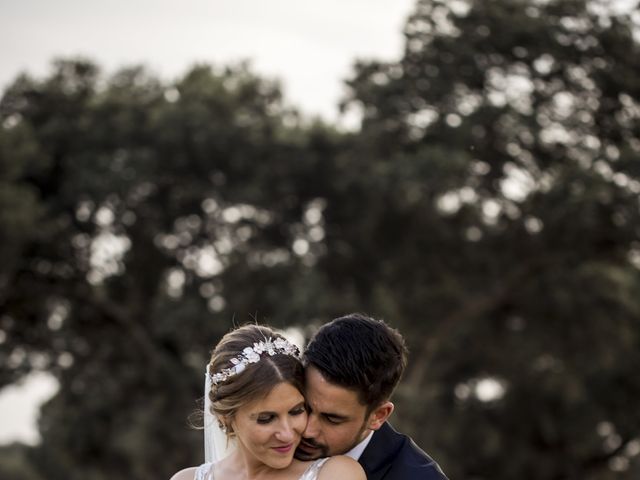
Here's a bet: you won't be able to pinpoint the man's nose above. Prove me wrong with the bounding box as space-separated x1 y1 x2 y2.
303 412 320 438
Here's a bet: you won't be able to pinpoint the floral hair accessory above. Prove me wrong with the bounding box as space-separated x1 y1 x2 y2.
207 337 300 386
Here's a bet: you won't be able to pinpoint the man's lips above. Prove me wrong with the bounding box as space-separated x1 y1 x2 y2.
297 440 320 452
272 443 294 453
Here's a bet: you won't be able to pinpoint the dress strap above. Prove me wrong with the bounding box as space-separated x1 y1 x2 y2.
194 462 214 480
299 458 330 480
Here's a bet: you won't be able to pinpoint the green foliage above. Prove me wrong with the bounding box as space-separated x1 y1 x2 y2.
0 59 335 479
339 0 640 478
1 1 639 478
0 443 45 480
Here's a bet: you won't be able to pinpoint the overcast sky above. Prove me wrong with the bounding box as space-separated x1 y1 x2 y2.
1 0 415 123
0 0 415 445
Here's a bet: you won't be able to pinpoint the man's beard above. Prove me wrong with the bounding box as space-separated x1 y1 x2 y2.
295 437 330 461
294 421 369 461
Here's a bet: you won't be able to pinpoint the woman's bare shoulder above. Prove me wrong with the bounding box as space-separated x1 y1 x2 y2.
318 456 365 480
169 466 197 480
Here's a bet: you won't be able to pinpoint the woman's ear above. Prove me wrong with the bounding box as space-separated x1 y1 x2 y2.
217 415 234 435
366 401 394 431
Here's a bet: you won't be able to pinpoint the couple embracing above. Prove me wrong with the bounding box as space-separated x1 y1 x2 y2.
171 313 448 480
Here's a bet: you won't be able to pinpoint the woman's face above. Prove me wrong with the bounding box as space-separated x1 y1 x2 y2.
231 382 307 469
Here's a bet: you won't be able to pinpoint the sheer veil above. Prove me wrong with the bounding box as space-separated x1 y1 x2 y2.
204 365 237 463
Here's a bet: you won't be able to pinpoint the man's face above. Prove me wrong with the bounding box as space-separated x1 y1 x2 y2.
296 365 370 460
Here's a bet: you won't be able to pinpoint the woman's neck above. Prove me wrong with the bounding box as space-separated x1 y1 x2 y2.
218 449 307 480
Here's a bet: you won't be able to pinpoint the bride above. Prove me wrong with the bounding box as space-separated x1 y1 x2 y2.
170 324 365 480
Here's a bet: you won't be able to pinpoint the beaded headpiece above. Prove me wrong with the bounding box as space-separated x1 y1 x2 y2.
207 337 300 386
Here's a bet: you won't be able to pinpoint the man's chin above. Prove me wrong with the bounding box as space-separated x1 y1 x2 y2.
294 441 325 461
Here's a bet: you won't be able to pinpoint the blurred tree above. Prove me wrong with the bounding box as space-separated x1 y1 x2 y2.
0 443 45 480
334 0 640 478
0 59 339 479
1 0 639 479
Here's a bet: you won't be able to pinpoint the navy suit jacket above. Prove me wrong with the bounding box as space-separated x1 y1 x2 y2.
358 422 448 480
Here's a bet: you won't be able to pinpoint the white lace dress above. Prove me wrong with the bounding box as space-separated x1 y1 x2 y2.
194 458 329 480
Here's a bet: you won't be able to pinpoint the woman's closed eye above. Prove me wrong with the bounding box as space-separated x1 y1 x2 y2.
289 406 306 416
256 414 275 424
256 405 305 424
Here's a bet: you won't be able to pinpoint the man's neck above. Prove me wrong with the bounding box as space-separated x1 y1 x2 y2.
345 431 374 461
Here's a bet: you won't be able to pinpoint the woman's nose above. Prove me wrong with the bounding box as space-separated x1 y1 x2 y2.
275 419 295 442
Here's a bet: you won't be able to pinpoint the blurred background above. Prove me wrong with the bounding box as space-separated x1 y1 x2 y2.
1 0 640 478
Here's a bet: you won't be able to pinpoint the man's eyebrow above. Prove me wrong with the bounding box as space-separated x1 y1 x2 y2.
321 412 350 420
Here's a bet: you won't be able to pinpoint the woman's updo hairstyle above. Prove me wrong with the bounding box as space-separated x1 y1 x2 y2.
207 324 304 430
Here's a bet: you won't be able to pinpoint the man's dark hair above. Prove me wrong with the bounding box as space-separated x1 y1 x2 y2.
303 313 408 410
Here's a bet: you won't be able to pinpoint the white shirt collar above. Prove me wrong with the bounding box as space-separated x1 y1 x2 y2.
344 431 374 460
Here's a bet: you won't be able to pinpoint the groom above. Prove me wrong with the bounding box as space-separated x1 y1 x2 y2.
295 313 448 480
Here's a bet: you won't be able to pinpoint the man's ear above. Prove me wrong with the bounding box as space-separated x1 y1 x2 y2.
366 401 394 431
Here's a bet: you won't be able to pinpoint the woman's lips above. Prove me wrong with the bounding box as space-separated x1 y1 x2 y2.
273 443 294 453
